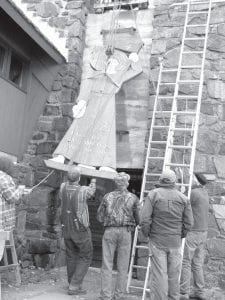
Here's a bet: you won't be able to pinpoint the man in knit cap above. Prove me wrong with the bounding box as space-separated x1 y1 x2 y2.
140 169 193 300
97 172 140 300
180 173 210 300
60 166 96 295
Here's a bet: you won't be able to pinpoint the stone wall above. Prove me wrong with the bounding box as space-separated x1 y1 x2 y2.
150 0 225 289
13 1 154 269
14 0 88 269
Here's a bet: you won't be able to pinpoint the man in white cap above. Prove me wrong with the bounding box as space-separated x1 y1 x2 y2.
140 169 193 300
97 172 140 300
59 166 96 295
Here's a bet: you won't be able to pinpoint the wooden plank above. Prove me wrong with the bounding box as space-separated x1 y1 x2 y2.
44 159 117 180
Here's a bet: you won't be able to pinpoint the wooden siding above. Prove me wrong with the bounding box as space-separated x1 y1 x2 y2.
20 56 59 157
0 10 60 158
0 78 27 156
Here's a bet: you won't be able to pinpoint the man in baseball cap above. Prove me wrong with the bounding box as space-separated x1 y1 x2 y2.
141 169 193 300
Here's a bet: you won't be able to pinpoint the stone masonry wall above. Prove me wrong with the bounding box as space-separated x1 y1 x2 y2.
149 0 225 289
14 0 89 269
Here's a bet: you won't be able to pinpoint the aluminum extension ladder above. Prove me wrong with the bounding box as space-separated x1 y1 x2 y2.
127 0 212 298
163 0 213 198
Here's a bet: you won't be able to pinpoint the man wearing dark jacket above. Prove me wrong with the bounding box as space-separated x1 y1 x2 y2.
180 173 210 300
141 169 193 300
60 166 96 296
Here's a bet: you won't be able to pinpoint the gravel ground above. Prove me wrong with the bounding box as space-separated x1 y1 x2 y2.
1 267 141 300
1 266 225 300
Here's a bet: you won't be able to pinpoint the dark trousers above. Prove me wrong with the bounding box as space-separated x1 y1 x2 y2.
64 227 93 287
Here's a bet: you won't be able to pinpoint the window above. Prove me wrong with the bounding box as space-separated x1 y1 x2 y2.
0 41 28 91
0 45 6 74
9 53 23 86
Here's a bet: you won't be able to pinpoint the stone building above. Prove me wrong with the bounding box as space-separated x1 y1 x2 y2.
0 0 225 289
149 0 225 288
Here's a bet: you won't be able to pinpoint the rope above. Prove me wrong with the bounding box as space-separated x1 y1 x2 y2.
30 170 55 192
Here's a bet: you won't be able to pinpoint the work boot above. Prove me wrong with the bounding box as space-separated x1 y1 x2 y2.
68 286 87 295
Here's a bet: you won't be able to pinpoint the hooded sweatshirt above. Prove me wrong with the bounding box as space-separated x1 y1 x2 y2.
190 184 209 231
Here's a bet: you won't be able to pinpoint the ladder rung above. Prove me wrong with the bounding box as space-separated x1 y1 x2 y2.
176 183 190 186
183 51 203 54
189 1 210 4
132 265 148 269
168 145 192 149
178 79 200 83
181 65 202 69
135 245 150 249
152 125 169 129
176 95 198 99
173 127 193 131
186 23 207 27
158 96 174 99
150 141 167 144
155 111 172 114
159 82 176 85
161 68 178 73
148 156 165 160
165 163 191 167
184 37 205 40
146 173 161 176
188 11 209 14
173 111 196 115
129 286 150 291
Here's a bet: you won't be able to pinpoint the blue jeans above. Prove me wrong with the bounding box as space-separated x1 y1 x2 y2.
149 242 182 300
64 227 93 288
100 227 132 300
180 231 207 297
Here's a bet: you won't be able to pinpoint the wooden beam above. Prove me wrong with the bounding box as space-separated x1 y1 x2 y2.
44 159 117 180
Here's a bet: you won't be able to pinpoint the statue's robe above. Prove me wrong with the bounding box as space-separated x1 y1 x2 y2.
54 47 142 169
52 11 144 172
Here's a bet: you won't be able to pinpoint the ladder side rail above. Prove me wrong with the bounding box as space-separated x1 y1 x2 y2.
127 226 140 293
140 63 164 204
187 0 212 199
141 247 151 300
163 0 191 171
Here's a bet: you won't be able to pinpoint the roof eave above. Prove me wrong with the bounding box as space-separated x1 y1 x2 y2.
0 0 66 64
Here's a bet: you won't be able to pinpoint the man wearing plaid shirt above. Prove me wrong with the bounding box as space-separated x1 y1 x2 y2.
97 172 140 300
0 157 26 231
0 156 26 259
